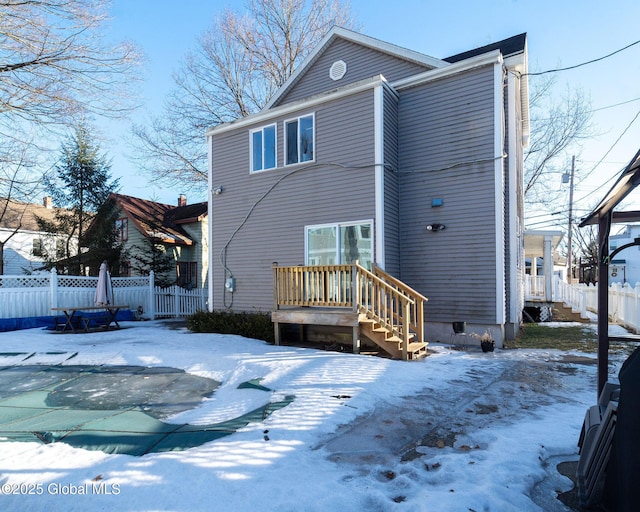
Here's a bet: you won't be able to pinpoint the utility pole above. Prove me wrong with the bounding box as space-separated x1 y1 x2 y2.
566 156 576 284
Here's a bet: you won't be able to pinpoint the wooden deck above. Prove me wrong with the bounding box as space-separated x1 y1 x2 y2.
272 263 429 360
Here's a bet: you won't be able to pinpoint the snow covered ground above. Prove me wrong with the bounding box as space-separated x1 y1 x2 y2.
0 320 631 511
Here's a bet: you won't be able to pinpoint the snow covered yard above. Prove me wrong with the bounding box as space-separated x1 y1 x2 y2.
0 320 627 511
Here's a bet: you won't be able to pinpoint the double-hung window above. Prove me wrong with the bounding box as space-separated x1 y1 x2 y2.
285 114 314 165
251 124 277 172
115 218 128 243
32 238 43 257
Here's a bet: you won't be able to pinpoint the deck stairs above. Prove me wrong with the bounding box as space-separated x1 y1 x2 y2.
272 262 429 360
358 315 428 360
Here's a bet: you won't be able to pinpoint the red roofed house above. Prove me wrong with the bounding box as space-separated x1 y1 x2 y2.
110 193 208 288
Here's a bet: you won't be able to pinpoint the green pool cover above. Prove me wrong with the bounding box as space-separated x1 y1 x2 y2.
0 354 293 456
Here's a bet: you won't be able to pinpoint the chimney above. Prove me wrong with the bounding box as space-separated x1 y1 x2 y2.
43 196 53 209
178 194 187 207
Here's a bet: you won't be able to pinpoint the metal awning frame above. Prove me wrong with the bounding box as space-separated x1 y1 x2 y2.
579 147 640 396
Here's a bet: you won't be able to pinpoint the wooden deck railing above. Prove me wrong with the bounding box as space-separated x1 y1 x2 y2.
273 263 427 353
370 263 427 345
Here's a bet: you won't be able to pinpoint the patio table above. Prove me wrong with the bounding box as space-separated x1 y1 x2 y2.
51 305 129 333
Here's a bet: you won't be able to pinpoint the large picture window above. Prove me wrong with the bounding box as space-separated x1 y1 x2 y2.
306 221 372 269
285 114 314 165
251 124 277 172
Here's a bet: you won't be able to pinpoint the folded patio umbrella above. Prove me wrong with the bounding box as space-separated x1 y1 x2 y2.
95 261 113 306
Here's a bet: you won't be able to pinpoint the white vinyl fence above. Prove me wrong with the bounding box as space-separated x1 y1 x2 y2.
154 285 208 318
0 269 208 321
556 278 640 334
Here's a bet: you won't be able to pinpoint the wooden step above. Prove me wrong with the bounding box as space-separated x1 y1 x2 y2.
406 342 428 360
359 319 426 360
385 334 415 344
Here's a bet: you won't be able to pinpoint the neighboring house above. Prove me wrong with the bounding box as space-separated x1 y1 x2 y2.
608 224 640 286
110 193 208 288
523 230 564 320
206 27 529 345
0 196 73 275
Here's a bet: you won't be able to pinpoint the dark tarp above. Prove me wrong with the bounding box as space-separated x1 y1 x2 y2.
0 361 293 456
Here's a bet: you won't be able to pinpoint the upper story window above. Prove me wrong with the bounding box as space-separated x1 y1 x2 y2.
251 124 277 172
285 114 314 165
55 238 66 259
32 238 43 257
115 218 128 243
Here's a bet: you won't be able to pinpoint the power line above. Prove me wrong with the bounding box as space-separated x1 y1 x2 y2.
532 96 640 122
577 107 640 198
592 96 640 113
525 39 640 76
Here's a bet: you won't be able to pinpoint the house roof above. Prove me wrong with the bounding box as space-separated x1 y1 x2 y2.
523 230 564 257
0 197 58 233
222 27 528 146
264 26 448 110
443 33 527 63
168 202 208 225
579 147 640 226
111 193 207 246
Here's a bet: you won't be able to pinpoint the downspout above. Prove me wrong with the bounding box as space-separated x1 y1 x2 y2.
493 60 506 328
507 68 520 329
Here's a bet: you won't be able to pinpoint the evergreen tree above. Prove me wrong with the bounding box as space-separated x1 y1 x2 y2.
82 196 127 276
37 124 121 274
128 213 176 287
130 238 176 288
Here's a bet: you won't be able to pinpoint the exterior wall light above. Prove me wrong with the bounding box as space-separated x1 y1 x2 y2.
213 186 223 195
426 223 446 232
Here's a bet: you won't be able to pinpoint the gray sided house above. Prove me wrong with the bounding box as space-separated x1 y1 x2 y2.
206 27 529 348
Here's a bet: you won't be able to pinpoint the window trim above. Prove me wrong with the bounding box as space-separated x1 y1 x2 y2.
284 113 315 167
115 217 128 243
176 261 198 289
55 238 66 259
32 238 43 257
250 123 277 173
305 219 373 268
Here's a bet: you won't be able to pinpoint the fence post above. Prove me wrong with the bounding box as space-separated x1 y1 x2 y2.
580 285 587 319
148 271 156 320
352 263 359 312
50 268 58 310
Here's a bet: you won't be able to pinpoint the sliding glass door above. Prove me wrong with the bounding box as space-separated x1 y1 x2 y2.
306 221 372 269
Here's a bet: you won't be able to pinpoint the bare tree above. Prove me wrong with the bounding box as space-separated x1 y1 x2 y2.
0 0 140 132
524 76 593 208
131 0 356 189
0 0 141 273
573 223 599 284
0 141 54 273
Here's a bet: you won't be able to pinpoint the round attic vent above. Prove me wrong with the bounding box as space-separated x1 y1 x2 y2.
329 60 347 81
